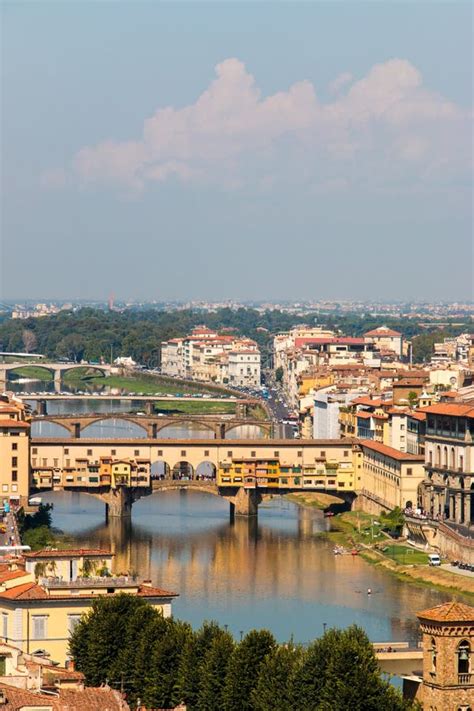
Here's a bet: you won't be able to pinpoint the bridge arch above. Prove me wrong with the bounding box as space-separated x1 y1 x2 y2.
151 460 171 480
155 420 216 439
80 417 148 439
60 365 108 379
225 423 269 439
7 364 55 381
31 420 72 438
195 460 217 481
171 461 194 480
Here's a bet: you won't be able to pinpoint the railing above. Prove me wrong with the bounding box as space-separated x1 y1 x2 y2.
458 673 473 684
41 575 137 588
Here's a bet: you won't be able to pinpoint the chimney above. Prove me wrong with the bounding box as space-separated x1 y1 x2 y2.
66 659 75 671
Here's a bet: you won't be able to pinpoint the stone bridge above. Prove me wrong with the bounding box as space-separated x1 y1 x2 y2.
0 362 111 390
32 413 273 439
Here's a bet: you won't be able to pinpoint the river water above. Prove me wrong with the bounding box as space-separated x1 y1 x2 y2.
42 490 453 646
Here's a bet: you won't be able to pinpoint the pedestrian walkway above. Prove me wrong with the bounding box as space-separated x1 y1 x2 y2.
441 564 474 579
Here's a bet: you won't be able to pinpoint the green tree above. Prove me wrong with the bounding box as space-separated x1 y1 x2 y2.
275 366 284 383
69 593 152 686
173 621 223 709
222 629 276 711
293 626 409 711
251 643 303 711
197 629 234 711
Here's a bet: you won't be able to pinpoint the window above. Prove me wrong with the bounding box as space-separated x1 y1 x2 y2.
64 448 69 455
204 450 210 457
11 443 17 451
32 615 48 640
181 450 186 457
134 450 140 456
111 449 116 456
11 471 17 483
0 656 5 676
344 450 349 457
321 451 326 458
32 448 37 455
158 450 163 456
407 468 412 476
251 451 256 457
2 613 7 639
430 638 437 674
457 640 471 675
274 451 279 457
297 451 302 457
67 614 82 634
2 485 7 493
227 451 233 458
87 449 93 456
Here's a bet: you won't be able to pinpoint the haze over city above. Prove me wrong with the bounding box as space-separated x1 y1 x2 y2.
2 1 472 302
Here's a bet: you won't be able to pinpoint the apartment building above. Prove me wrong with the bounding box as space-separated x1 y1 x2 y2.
359 440 425 513
161 326 261 387
364 326 403 357
0 397 30 508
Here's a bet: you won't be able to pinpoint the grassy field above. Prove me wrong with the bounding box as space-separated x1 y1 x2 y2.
64 372 234 397
285 492 345 510
380 544 429 565
9 366 53 381
153 400 236 415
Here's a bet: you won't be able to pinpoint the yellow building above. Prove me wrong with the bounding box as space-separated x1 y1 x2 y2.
0 396 31 508
360 440 425 513
0 561 177 665
23 549 114 582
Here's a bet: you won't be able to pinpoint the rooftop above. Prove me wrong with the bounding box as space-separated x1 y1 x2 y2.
420 403 474 418
417 601 474 623
23 548 113 560
360 440 425 462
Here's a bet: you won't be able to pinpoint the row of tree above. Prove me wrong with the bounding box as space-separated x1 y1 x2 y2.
0 307 469 365
69 594 414 710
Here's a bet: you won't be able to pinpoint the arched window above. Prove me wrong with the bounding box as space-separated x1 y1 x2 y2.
430 637 437 673
436 445 441 466
457 640 471 675
451 447 456 469
443 446 448 468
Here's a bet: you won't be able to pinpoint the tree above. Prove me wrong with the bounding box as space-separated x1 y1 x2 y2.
173 621 223 709
293 626 409 711
197 630 234 711
22 328 37 353
69 593 153 686
275 366 284 383
222 629 276 711
251 643 303 711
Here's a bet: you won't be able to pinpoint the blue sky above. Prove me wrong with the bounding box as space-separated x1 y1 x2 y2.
2 1 472 301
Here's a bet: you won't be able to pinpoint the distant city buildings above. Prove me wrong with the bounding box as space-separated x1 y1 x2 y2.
161 326 261 387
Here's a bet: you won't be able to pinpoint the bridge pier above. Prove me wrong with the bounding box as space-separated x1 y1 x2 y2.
217 423 226 439
38 399 48 416
229 487 262 517
54 370 62 393
72 422 81 438
103 487 133 518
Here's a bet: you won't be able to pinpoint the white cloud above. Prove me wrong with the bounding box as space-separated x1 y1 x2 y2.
59 57 471 192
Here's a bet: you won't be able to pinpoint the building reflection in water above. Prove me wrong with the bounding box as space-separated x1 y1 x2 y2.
46 491 460 644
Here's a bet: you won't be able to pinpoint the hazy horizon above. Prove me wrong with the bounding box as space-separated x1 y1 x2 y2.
2 2 473 302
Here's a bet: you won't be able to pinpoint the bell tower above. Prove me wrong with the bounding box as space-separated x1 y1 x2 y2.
417 601 474 710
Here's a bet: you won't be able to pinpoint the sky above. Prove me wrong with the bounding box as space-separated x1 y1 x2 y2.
1 1 473 302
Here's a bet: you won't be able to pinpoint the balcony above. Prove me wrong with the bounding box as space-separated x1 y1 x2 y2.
458 673 473 685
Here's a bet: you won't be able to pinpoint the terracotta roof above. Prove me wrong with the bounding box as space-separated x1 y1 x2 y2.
0 582 48 600
0 682 57 709
356 412 373 420
137 584 178 598
0 569 30 583
0 420 30 428
417 601 474 623
408 411 427 422
360 440 424 462
365 327 402 337
23 549 113 560
0 681 129 710
419 403 474 418
394 379 426 387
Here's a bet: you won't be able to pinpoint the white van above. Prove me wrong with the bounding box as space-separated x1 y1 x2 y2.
428 553 441 566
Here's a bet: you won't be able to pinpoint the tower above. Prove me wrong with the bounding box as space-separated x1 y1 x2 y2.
417 601 474 710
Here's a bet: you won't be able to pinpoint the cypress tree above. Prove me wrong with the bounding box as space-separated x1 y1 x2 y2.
197 629 234 711
222 629 276 711
251 643 304 711
173 621 223 709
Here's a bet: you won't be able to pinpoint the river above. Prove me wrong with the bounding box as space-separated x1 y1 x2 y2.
41 489 453 646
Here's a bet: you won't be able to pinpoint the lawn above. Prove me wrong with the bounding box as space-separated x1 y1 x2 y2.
64 372 235 397
381 545 429 565
153 400 236 415
9 366 53 381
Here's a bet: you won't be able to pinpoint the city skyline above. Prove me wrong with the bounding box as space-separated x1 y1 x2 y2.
2 1 473 301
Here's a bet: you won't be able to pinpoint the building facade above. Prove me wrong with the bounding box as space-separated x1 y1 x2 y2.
0 397 30 508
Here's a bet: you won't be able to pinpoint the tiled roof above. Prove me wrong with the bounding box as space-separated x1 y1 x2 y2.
0 582 48 600
364 327 402 337
360 440 425 462
0 420 30 428
0 569 30 583
0 681 129 710
0 581 177 601
23 549 113 560
419 403 474 418
0 682 57 709
417 601 474 623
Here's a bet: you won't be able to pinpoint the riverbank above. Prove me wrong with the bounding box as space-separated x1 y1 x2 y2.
317 511 474 599
285 492 345 510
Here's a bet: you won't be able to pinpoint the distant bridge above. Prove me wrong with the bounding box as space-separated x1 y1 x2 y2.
0 362 112 390
32 412 273 439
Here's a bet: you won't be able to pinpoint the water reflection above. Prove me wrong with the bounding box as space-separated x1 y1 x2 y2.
43 491 456 644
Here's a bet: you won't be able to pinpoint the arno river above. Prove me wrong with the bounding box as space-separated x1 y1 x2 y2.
42 490 454 646
18 378 458 644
